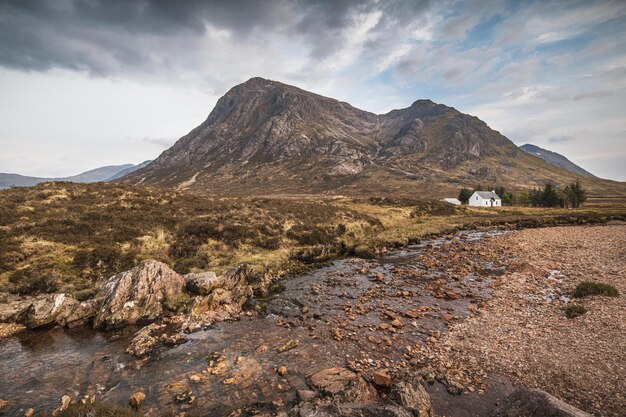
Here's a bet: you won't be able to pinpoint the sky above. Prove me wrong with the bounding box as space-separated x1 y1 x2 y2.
0 0 625 181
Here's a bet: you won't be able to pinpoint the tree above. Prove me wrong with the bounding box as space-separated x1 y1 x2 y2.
494 186 514 205
458 188 472 204
539 183 561 207
564 179 587 208
529 188 542 207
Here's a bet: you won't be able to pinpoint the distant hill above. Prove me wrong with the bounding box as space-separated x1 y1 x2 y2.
520 144 595 178
106 160 152 181
0 161 152 189
123 77 624 197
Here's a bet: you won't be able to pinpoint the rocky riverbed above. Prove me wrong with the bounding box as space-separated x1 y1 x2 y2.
1 225 621 416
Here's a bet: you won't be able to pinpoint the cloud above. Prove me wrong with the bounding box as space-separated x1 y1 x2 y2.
0 0 625 180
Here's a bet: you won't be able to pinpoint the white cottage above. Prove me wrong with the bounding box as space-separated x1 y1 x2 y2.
469 190 501 207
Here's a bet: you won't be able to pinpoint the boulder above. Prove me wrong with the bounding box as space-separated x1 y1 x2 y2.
55 299 98 328
16 294 73 329
126 323 164 357
129 392 146 408
372 369 392 387
185 265 249 295
184 271 219 295
490 388 593 417
390 380 435 417
186 265 252 319
93 260 185 329
266 298 302 317
310 367 377 403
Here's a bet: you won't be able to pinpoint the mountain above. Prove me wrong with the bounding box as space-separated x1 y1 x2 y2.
519 144 595 178
123 77 624 197
0 161 152 190
106 160 152 181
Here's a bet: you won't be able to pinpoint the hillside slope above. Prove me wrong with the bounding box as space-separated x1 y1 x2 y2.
123 78 625 197
520 144 595 177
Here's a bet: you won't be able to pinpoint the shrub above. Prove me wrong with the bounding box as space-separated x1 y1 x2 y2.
73 245 136 277
573 281 619 298
163 293 191 313
8 267 59 295
286 225 335 246
565 304 587 318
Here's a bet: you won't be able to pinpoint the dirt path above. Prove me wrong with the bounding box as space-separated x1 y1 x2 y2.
437 224 626 416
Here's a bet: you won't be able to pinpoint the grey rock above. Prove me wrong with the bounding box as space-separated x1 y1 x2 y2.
490 388 592 417
390 380 434 417
266 298 301 317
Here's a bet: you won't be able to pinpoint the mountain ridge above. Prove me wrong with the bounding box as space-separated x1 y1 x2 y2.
122 77 624 197
0 161 152 190
519 144 595 178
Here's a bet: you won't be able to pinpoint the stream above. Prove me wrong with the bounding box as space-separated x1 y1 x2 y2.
0 230 515 417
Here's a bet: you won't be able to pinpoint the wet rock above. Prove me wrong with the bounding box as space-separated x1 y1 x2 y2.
267 298 302 317
52 395 71 416
372 369 392 387
390 380 435 417
174 390 196 404
126 323 164 357
310 367 359 395
94 260 186 329
55 299 98 328
186 266 253 319
129 392 146 409
490 388 592 417
24 408 34 417
15 294 78 329
277 339 299 353
297 390 318 402
255 343 269 354
0 400 10 415
278 365 288 376
310 367 377 403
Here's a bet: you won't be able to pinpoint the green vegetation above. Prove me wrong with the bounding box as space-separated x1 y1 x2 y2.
565 304 587 319
457 179 588 208
0 182 624 298
573 281 619 298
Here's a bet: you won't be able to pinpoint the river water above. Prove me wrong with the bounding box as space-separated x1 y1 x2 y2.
0 230 514 416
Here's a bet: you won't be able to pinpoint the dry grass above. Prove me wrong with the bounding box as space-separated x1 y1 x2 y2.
1 182 624 297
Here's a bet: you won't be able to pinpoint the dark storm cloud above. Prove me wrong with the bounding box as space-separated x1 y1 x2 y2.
0 0 292 74
0 0 432 75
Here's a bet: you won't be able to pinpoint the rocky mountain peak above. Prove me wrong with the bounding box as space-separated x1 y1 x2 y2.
121 78 606 195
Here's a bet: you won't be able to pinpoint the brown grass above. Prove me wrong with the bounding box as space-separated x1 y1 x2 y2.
1 182 624 297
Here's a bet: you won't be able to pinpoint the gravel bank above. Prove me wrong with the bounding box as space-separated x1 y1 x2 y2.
442 224 625 416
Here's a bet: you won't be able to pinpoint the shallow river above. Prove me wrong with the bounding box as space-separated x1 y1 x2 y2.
0 230 514 417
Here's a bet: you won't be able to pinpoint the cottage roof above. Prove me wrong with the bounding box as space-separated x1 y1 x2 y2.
474 191 500 199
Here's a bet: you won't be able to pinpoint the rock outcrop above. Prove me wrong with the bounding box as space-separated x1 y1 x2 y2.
126 323 188 357
490 388 592 417
182 265 252 331
309 367 377 403
93 260 186 329
0 293 97 329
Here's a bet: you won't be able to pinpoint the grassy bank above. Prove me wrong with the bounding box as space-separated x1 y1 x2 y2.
1 182 624 298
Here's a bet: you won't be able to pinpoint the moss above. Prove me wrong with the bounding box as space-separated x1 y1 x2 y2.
163 293 192 313
565 304 587 318
573 281 619 298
